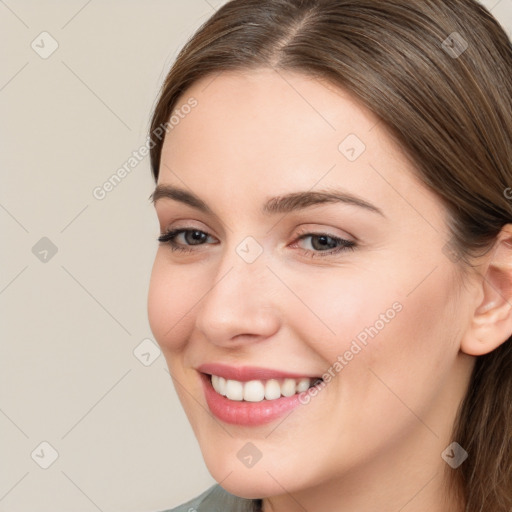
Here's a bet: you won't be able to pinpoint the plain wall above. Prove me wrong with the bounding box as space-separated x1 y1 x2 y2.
1 1 511 510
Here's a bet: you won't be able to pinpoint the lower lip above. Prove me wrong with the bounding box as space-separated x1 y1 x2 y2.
200 373 307 426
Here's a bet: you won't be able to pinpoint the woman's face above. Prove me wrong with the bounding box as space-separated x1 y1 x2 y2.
148 68 476 501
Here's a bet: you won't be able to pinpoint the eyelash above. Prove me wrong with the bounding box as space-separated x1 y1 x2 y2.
157 227 356 259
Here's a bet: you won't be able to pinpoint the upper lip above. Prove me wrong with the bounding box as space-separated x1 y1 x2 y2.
197 363 321 382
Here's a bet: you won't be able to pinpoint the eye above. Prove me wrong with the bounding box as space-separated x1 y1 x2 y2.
157 227 356 258
292 230 356 258
157 228 217 253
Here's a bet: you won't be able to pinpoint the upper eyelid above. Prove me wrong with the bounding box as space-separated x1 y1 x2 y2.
159 215 356 233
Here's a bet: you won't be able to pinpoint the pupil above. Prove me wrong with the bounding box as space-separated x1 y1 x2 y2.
314 235 335 250
188 231 206 244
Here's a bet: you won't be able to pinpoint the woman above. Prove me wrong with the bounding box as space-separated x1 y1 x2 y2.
146 0 512 510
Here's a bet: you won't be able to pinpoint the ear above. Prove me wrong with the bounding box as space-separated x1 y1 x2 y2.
460 224 512 356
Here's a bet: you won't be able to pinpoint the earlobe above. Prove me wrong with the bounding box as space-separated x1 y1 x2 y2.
460 224 512 357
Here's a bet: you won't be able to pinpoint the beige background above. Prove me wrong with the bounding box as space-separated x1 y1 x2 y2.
1 1 511 511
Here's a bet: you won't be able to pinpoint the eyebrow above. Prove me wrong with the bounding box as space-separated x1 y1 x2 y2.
149 184 385 217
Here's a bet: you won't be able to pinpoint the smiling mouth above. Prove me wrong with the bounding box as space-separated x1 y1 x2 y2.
206 373 323 403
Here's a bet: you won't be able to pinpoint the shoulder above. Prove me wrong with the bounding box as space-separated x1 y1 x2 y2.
156 483 261 512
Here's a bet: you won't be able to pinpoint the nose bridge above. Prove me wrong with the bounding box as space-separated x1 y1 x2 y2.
194 235 281 344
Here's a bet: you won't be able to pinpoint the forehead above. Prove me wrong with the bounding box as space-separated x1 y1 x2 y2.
158 68 432 222
167 67 382 145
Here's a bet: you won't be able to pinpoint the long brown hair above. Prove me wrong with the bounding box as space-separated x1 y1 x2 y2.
148 1 512 509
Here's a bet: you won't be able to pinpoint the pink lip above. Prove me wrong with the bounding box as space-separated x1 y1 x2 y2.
200 372 308 426
197 363 319 382
197 363 324 426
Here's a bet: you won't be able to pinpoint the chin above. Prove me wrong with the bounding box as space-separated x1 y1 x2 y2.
201 447 313 500
210 469 282 500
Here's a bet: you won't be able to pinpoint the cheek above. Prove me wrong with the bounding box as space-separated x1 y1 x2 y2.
376 269 460 365
342 266 462 425
147 253 199 353
278 266 402 360
287 262 460 397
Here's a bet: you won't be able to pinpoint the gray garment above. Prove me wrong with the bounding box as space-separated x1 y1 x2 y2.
159 484 262 512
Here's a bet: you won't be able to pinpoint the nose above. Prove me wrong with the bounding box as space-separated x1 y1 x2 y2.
194 249 281 347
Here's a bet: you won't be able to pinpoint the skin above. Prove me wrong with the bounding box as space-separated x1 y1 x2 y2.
147 68 512 511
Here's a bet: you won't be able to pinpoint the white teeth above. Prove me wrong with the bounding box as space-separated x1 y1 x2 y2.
243 380 265 402
218 376 226 395
225 379 244 401
264 379 281 400
296 378 310 393
211 375 221 393
281 378 297 397
212 375 227 395
210 375 318 402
